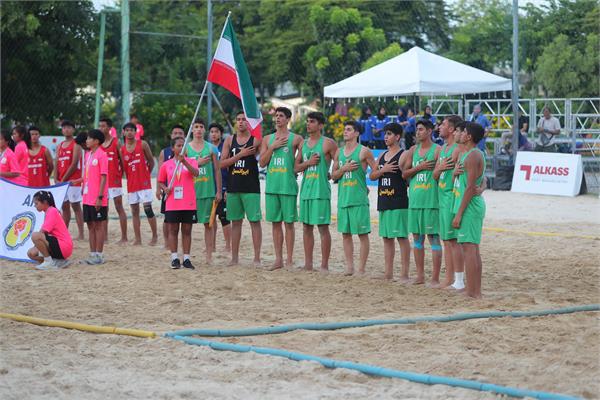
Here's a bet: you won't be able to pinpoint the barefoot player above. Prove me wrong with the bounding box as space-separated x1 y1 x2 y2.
332 120 377 276
401 119 442 285
452 122 487 298
259 107 303 271
369 123 411 282
220 112 262 265
294 112 336 272
121 122 158 246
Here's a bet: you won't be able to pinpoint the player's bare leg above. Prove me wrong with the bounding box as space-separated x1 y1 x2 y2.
357 233 369 276
229 220 242 266
318 224 331 272
114 196 128 243
268 222 284 271
250 221 262 266
438 240 454 288
71 202 85 240
383 237 395 280
450 240 465 290
398 237 411 283
303 223 314 271
428 234 442 287
284 222 295 267
463 243 482 298
204 223 214 265
342 233 354 276
411 233 425 284
131 203 142 245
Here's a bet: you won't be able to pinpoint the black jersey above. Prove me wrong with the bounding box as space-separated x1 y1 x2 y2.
377 149 408 211
228 135 260 193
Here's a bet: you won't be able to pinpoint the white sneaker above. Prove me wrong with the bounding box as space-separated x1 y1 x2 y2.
54 259 72 269
35 259 58 271
95 254 105 265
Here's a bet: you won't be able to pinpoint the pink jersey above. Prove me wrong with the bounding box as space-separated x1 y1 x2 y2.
158 158 198 211
15 141 29 185
135 123 144 140
82 149 109 206
41 206 73 258
0 147 27 185
109 127 117 139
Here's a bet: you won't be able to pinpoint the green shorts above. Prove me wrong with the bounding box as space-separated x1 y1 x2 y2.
408 208 439 235
299 199 331 225
438 194 457 241
338 204 370 235
196 197 214 224
265 194 298 223
226 192 262 222
378 209 409 238
457 213 484 244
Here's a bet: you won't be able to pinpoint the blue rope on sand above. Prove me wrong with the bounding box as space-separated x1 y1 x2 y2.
165 304 600 338
164 305 598 399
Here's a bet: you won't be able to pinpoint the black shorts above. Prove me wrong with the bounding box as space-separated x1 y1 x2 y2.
44 233 65 259
160 195 167 214
83 204 108 222
164 210 197 224
216 198 230 226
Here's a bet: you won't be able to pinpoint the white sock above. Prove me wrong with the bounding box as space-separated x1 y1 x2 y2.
97 252 103 258
171 253 178 261
43 256 52 262
90 252 97 258
455 272 464 283
183 254 190 261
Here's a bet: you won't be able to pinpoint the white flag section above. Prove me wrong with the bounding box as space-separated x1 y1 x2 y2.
0 179 69 263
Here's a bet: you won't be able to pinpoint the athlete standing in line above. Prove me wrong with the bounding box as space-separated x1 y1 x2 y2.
369 123 411 282
209 122 231 252
294 112 337 272
27 126 53 187
331 120 378 276
259 107 303 271
121 122 158 246
219 112 262 266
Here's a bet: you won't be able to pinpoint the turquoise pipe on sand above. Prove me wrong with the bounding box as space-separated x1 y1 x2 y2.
165 304 599 338
168 334 579 400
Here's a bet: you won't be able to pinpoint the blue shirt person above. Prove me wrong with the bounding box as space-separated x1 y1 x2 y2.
468 104 491 152
359 107 373 146
371 106 390 149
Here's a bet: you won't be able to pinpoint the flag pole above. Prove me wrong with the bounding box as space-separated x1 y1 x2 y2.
166 12 232 191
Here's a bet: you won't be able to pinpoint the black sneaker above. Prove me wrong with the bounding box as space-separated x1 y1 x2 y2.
170 259 181 269
182 259 195 270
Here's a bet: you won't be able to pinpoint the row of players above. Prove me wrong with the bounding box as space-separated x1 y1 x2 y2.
0 107 485 298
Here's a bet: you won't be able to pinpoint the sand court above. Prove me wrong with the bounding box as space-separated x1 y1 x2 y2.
1 189 599 399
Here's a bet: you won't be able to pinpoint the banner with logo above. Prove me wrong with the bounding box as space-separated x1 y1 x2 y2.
0 179 69 263
511 152 583 197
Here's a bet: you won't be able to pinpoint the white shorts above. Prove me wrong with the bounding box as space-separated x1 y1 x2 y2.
65 186 82 203
108 187 124 199
128 189 154 205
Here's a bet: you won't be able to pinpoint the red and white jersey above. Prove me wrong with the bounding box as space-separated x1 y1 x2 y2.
28 145 50 187
102 137 122 188
56 140 82 186
121 140 151 192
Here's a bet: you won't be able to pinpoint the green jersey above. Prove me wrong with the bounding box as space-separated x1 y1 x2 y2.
300 136 330 200
265 132 298 195
186 142 215 199
338 144 368 208
452 148 486 216
409 143 439 209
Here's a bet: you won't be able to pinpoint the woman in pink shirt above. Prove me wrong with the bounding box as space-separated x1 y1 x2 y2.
0 129 25 184
12 125 31 186
157 137 199 270
27 190 73 270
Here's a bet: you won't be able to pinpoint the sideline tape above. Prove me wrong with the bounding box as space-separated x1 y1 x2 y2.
165 304 600 338
0 312 156 338
329 215 598 240
168 334 578 400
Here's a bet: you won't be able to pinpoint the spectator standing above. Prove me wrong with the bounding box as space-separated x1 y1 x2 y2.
359 107 373 148
468 104 491 153
371 106 390 149
396 107 408 124
401 108 417 149
130 113 145 141
535 107 561 152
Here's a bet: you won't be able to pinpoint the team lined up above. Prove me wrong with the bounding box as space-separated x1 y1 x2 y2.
0 107 486 298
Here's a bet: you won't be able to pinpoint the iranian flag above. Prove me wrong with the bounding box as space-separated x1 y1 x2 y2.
208 17 262 138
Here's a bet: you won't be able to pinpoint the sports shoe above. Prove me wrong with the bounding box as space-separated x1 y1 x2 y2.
54 259 72 269
170 259 181 269
182 259 195 270
95 254 105 265
35 259 58 271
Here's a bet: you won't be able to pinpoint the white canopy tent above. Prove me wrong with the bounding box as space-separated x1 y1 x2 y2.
323 46 512 98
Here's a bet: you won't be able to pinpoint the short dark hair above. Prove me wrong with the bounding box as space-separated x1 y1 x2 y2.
344 120 362 134
235 111 246 117
275 107 292 119
122 122 136 131
171 137 185 147
61 119 75 128
99 117 113 127
75 131 87 147
33 190 56 208
130 113 138 119
28 126 41 134
171 124 185 131
465 122 485 144
193 118 205 126
416 119 434 130
445 115 463 129
307 111 325 125
208 122 224 133
87 129 105 145
456 121 466 131
384 122 403 136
